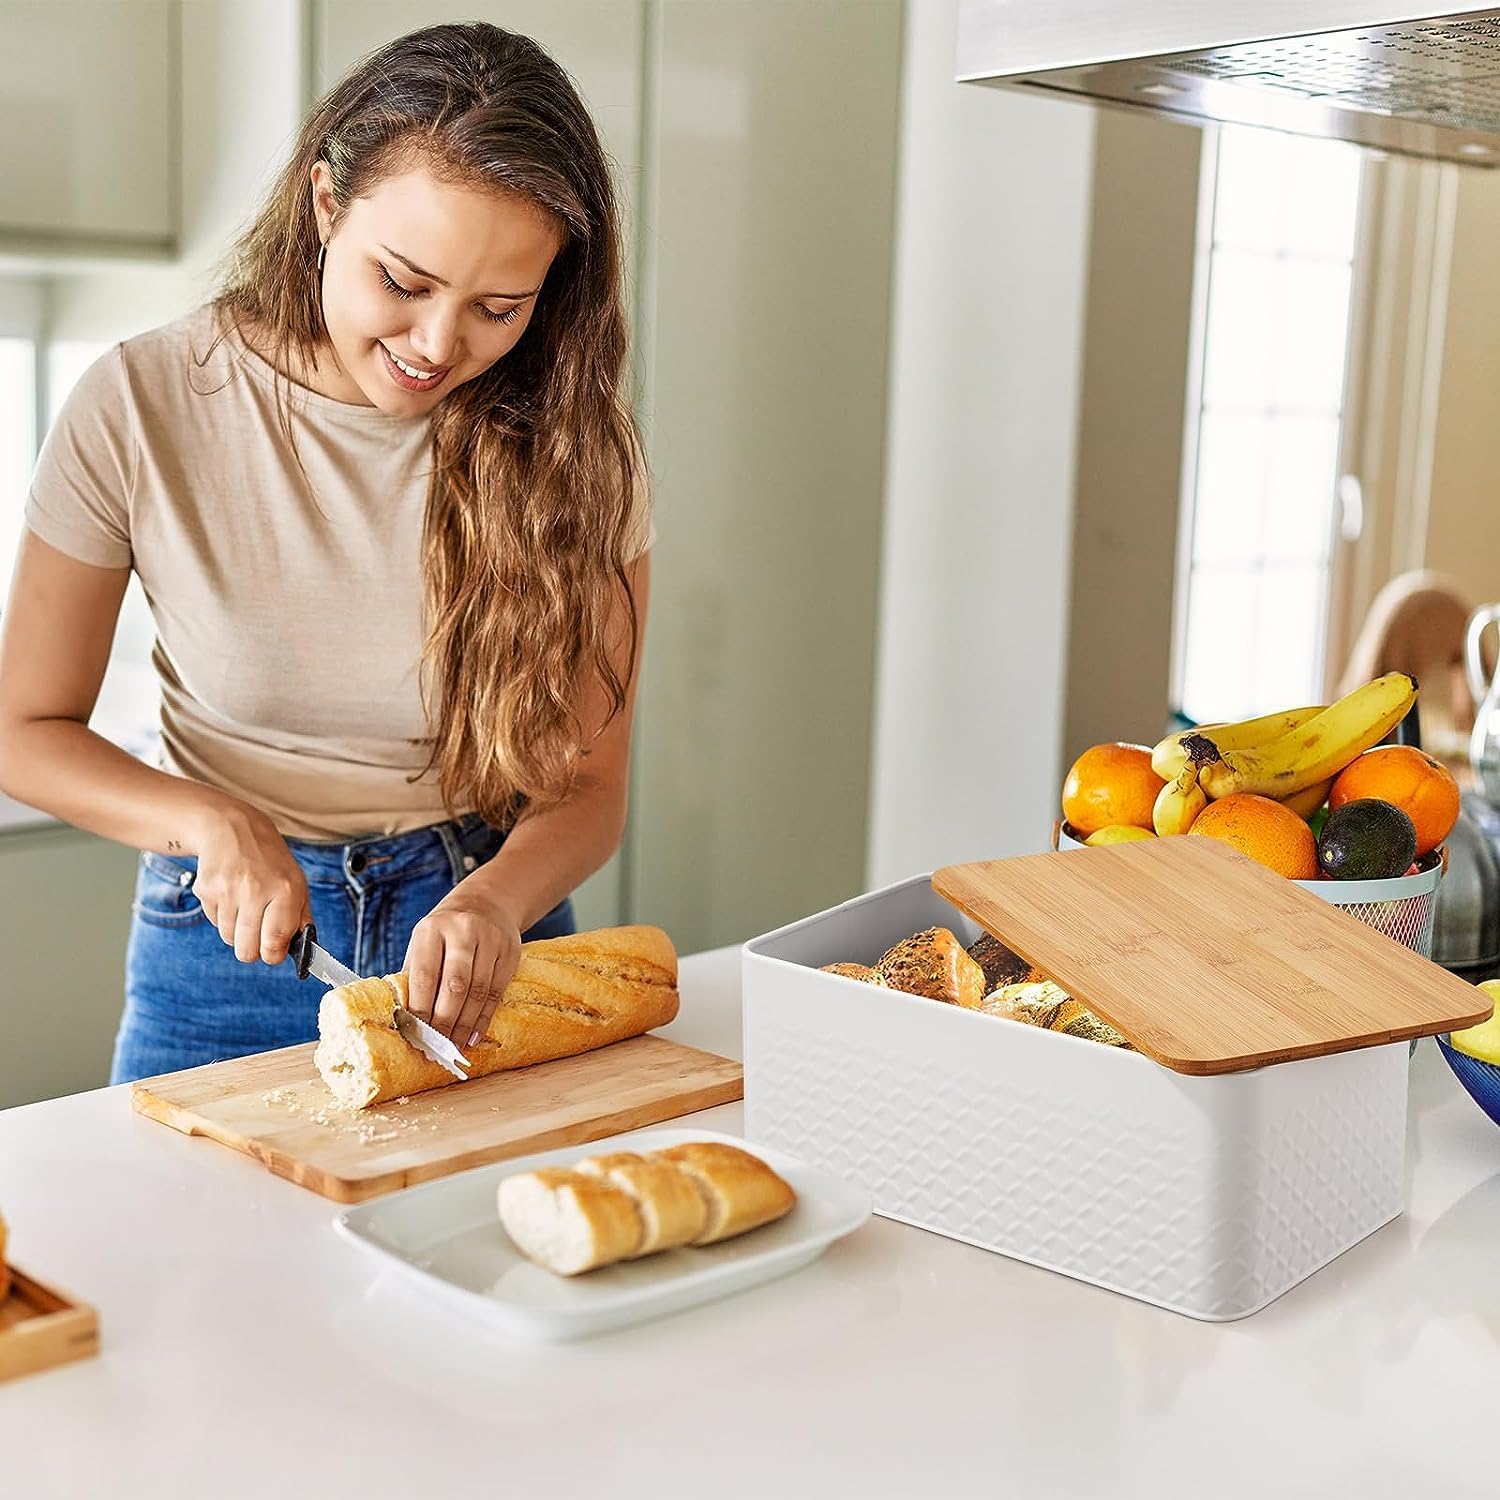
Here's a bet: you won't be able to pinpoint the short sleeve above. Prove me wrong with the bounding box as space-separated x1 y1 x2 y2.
622 438 655 562
24 344 134 568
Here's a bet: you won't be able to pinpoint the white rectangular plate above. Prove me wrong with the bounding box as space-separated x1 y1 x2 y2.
332 1127 871 1341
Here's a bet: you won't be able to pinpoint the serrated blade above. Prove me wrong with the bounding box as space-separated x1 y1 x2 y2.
391 1000 472 1081
301 940 361 991
300 931 471 1081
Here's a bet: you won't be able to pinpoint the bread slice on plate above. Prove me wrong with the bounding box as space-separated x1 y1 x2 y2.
651 1142 798 1245
573 1153 708 1255
495 1168 644 1277
498 1141 798 1274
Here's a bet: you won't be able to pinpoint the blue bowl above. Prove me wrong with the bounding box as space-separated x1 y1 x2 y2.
1436 1035 1500 1129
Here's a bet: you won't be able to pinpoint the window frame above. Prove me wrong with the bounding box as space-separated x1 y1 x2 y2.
1322 156 1460 697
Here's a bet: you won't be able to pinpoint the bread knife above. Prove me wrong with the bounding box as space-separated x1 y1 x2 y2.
287 922 472 1081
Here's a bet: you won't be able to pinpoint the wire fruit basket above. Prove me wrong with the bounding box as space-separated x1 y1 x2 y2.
1053 821 1443 958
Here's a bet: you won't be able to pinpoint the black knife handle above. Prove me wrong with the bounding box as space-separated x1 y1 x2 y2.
287 922 317 980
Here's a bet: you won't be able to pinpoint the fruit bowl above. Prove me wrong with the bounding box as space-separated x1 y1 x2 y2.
1435 1036 1500 1129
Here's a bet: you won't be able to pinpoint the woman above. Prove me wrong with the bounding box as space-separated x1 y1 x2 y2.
0 23 652 1081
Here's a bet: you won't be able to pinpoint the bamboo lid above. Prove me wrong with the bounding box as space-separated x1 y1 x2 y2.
932 836 1491 1075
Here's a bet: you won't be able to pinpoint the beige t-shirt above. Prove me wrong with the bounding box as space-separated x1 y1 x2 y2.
25 305 652 841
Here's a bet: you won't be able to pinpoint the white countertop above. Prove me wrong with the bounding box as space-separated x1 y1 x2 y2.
2 946 1499 1499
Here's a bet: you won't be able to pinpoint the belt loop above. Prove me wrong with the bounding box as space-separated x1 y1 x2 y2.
433 818 473 884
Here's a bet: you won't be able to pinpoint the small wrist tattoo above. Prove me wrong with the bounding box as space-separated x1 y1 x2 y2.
167 839 183 853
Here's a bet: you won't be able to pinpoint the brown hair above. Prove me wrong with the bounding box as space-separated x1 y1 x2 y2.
216 23 641 824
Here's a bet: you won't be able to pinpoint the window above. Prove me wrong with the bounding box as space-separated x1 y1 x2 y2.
0 280 43 596
47 340 111 428
0 278 157 766
1173 127 1364 725
0 337 37 595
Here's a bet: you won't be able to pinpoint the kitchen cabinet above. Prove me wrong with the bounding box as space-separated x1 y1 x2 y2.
0 825 138 1108
0 1 177 249
314 2 903 950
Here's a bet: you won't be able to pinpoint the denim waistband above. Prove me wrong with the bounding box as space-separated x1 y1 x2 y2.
138 813 505 894
284 812 499 887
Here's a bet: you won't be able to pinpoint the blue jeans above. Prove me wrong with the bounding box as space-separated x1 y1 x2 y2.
111 813 575 1084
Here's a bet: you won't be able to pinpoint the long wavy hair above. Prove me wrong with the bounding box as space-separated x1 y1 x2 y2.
215 23 641 824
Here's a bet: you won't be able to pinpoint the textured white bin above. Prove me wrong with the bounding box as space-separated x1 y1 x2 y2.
742 874 1409 1321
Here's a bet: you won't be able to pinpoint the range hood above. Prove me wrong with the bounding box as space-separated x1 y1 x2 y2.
957 3 1500 164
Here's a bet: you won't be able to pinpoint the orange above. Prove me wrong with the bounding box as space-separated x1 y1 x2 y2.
1187 792 1318 880
1328 745 1460 856
1061 743 1166 837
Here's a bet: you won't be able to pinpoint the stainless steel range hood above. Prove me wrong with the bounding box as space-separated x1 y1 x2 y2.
957 3 1500 165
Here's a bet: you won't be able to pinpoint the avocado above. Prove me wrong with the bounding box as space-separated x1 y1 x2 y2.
1317 799 1418 881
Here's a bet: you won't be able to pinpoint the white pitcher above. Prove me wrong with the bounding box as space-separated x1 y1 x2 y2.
1466 603 1500 804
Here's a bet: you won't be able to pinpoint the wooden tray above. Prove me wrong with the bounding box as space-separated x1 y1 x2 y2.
933 835 1492 1075
132 1033 744 1202
0 1270 99 1384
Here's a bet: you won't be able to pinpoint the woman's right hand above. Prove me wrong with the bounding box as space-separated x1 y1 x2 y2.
188 800 311 965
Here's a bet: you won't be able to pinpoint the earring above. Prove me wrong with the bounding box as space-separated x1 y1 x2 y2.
316 242 326 273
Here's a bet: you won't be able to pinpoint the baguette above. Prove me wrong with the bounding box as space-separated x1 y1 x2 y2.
314 925 679 1108
499 1142 796 1276
574 1152 708 1255
496 1168 644 1276
652 1142 798 1245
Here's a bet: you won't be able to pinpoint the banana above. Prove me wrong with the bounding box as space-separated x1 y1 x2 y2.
1276 777 1335 820
1153 765 1207 836
1151 704 1325 780
1197 673 1418 800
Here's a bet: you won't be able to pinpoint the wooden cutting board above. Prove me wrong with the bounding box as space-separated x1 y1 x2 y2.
933 835 1492 1075
131 1034 744 1202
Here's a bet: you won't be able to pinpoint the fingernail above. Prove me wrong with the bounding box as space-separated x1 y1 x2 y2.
468 1030 481 1048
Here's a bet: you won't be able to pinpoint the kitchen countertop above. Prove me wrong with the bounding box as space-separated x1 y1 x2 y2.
2 946 1499 1499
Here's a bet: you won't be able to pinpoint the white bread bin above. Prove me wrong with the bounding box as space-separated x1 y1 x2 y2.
742 873 1411 1321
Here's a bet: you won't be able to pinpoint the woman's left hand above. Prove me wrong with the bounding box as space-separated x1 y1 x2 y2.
403 887 523 1047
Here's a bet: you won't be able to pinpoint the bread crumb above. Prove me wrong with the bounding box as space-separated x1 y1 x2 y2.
256 1080 429 1145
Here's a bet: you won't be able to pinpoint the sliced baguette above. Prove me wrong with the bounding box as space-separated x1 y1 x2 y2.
574 1152 708 1255
650 1142 798 1246
496 1168 644 1276
499 1142 797 1275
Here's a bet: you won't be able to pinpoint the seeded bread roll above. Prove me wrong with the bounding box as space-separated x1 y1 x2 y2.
984 979 1071 1028
497 1168 645 1276
981 980 1132 1048
574 1152 708 1255
0 1206 9 1302
1049 999 1132 1048
877 927 987 1008
315 925 679 1108
966 933 1039 992
819 962 887 985
652 1142 798 1245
